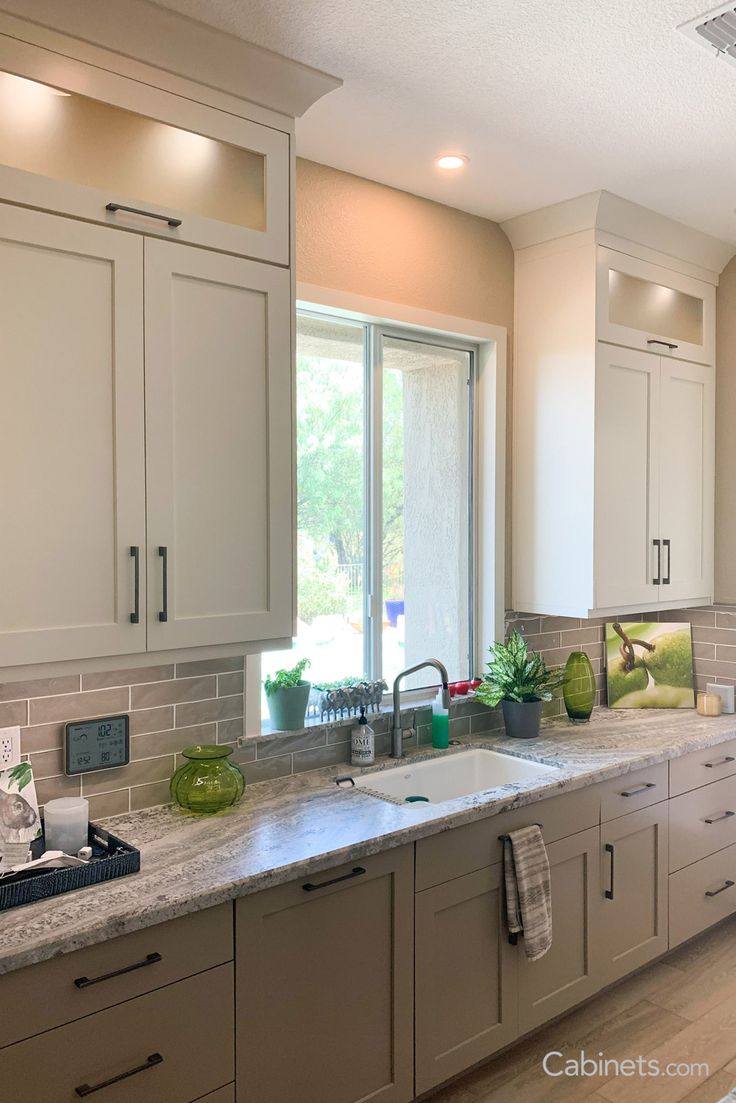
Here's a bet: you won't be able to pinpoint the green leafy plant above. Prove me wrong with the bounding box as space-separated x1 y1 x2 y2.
476 631 564 707
264 658 311 697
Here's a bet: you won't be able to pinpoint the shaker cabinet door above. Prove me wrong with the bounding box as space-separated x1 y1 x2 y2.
415 863 518 1095
0 204 146 666
594 343 660 610
144 239 293 651
235 847 414 1103
657 359 714 604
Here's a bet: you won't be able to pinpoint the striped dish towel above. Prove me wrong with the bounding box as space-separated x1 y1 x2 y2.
503 824 552 961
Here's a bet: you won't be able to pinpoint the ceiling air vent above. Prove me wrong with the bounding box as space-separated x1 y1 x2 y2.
679 3 736 63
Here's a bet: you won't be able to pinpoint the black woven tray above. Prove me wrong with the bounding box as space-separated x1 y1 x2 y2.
0 822 140 912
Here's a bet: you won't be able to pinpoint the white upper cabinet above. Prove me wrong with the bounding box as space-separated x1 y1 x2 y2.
597 247 715 365
0 205 146 666
144 241 293 651
507 192 723 618
0 39 289 265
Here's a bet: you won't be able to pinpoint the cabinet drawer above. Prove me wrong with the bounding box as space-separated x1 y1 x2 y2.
670 775 736 872
669 844 736 947
0 903 232 1049
416 786 599 891
599 763 668 821
0 963 234 1103
200 1088 235 1103
670 739 736 797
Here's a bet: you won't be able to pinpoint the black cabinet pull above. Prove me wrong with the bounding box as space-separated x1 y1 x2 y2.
705 880 735 898
653 539 661 585
75 1052 163 1096
303 866 366 892
662 538 671 585
129 545 140 624
704 810 736 825
646 339 679 350
73 951 162 989
620 782 656 798
158 546 168 622
106 202 181 228
704 756 736 768
605 842 615 900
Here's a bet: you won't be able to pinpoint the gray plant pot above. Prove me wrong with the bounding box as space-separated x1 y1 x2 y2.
267 681 311 732
501 698 543 739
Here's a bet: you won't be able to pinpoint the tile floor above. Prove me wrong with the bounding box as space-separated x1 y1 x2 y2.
425 917 736 1102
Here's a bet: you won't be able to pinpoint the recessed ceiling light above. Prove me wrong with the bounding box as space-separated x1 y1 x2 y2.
435 154 469 171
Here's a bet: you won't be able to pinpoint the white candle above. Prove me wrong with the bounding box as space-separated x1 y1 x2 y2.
44 797 89 855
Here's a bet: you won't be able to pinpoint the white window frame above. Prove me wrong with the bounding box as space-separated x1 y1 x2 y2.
247 285 507 734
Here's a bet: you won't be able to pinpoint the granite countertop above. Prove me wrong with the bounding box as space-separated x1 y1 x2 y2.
2 708 736 975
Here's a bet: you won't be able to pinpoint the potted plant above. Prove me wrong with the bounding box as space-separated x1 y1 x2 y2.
476 631 563 739
264 658 311 731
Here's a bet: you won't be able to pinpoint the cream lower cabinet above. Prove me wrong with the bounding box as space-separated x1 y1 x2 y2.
598 806 669 984
235 847 414 1103
517 826 602 1033
414 863 517 1095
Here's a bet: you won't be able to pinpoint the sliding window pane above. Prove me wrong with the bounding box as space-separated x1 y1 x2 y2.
381 336 471 686
262 316 366 708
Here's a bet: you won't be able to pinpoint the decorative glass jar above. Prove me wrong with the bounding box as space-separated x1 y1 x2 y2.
563 651 596 722
170 745 245 814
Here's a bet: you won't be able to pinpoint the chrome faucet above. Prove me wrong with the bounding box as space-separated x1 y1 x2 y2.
391 659 451 758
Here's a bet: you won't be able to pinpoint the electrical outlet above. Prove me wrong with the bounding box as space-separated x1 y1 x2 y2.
0 726 21 770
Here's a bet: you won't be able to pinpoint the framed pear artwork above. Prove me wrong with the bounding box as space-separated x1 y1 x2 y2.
606 622 695 709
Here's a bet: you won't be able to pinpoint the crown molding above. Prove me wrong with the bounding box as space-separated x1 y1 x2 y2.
0 0 342 118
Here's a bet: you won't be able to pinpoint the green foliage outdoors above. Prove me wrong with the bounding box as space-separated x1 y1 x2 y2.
296 353 404 622
476 631 564 707
264 658 310 697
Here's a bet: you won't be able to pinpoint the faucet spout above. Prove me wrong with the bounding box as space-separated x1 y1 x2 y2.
391 659 450 758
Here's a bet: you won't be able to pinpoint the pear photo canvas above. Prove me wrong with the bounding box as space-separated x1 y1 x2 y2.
605 622 695 709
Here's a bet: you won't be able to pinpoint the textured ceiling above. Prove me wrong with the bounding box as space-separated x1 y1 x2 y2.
154 0 736 242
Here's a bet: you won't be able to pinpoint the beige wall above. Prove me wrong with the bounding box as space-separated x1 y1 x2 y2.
716 256 736 602
296 158 514 329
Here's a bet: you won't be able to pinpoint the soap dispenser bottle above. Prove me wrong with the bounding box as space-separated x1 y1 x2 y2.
431 690 449 749
351 707 375 767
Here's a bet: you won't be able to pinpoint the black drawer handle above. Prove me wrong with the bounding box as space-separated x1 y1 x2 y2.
158 546 168 622
605 842 615 900
73 951 162 989
704 756 736 768
704 810 736 825
652 538 661 585
106 202 182 228
75 1052 163 1096
620 782 656 798
646 339 679 350
129 545 140 624
705 880 735 898
662 538 671 585
334 775 356 787
303 866 366 892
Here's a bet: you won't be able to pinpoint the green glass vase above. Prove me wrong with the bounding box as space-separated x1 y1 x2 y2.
563 651 596 723
170 744 245 814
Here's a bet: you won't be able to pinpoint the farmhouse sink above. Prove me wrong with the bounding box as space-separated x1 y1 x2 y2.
353 747 559 805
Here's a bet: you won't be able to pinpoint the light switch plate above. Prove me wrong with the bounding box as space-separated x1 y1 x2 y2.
0 726 22 770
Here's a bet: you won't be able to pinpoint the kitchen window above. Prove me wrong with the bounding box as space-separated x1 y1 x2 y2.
261 308 476 702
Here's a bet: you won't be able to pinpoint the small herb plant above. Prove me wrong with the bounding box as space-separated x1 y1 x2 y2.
264 658 310 697
476 631 563 707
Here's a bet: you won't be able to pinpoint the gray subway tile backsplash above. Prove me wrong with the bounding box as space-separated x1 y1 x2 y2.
5 603 731 819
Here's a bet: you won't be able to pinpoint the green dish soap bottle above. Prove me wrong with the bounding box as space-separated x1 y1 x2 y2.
431 690 449 749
